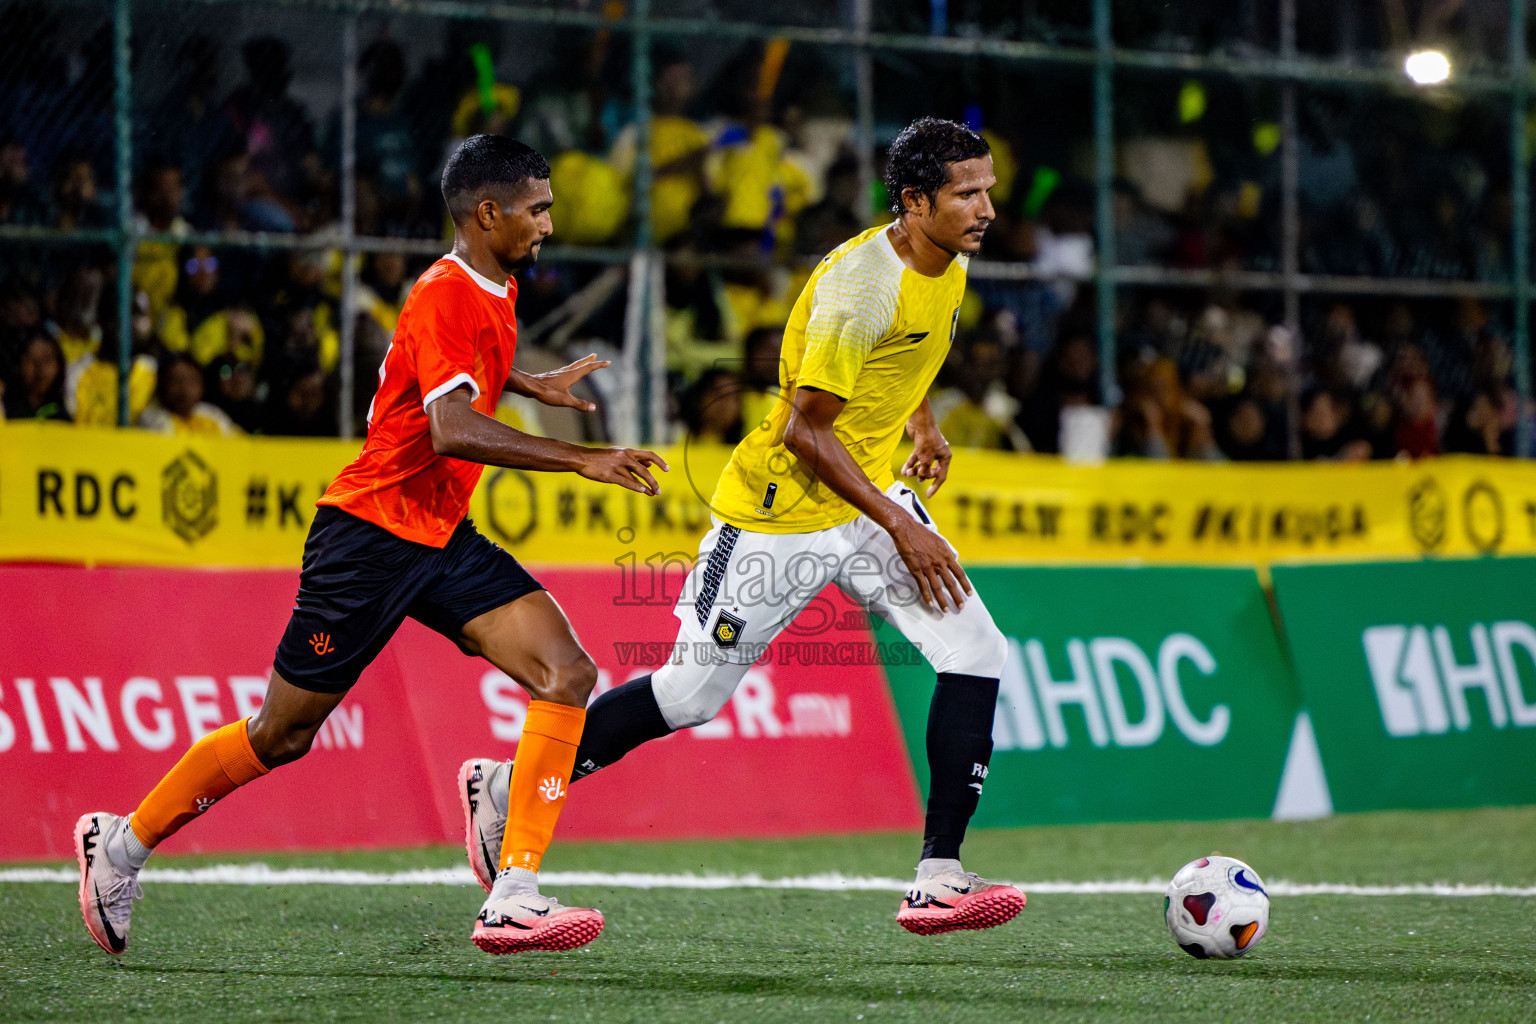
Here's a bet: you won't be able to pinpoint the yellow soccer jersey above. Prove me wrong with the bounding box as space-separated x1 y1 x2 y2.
712 224 967 532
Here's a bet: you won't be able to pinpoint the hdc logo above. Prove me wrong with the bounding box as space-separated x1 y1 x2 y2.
1361 622 1536 737
992 634 1230 751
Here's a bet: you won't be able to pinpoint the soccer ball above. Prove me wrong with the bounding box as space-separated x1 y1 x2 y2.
1164 855 1270 960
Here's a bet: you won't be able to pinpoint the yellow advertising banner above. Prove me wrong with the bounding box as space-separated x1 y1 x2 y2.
0 422 358 567
4 421 1536 567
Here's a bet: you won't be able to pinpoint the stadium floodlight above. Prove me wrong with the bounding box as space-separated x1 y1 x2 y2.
1404 50 1451 85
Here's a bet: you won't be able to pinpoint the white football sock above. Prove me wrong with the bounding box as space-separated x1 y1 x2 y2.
109 815 152 872
490 865 539 898
916 857 963 881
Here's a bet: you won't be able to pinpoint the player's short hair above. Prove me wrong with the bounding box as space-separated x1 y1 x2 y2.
884 117 991 215
440 134 551 224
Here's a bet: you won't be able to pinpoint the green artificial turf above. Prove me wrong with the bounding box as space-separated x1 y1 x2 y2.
3 807 1534 1023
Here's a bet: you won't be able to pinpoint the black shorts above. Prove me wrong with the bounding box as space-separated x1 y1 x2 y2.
273 506 544 694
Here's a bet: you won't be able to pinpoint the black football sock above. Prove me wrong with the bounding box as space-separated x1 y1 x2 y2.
569 675 673 781
920 672 1001 862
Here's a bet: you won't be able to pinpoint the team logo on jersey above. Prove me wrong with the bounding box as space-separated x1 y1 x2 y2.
949 306 961 345
712 609 746 649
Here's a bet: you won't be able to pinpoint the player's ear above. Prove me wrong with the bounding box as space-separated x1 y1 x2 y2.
902 186 929 218
475 197 498 231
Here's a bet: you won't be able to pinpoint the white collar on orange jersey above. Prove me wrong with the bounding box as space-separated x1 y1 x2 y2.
443 253 510 297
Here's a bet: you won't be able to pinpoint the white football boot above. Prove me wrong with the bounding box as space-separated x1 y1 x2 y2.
897 863 1027 935
471 869 605 953
74 812 144 955
457 758 510 894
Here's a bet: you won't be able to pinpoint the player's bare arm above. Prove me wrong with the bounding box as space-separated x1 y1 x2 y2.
779 147 994 611
505 354 610 412
902 395 953 498
427 388 667 495
783 385 970 612
430 153 667 495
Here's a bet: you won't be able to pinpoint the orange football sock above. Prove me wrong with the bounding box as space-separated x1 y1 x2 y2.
498 701 586 873
128 718 270 848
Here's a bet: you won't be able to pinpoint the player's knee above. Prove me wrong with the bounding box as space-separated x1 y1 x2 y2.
651 664 734 730
979 620 1009 674
659 700 717 730
658 687 731 730
246 716 321 768
527 653 598 708
933 618 1008 678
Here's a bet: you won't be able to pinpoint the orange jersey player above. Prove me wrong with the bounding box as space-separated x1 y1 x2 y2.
74 135 668 957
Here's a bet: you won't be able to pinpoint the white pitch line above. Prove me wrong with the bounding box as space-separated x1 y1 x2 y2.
3 865 1535 897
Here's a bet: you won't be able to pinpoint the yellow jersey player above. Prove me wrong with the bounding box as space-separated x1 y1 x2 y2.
462 117 1025 935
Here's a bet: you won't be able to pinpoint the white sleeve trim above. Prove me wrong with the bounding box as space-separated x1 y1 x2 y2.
422 372 481 412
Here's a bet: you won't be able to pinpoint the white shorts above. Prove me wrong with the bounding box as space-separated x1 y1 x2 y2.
650 481 1008 729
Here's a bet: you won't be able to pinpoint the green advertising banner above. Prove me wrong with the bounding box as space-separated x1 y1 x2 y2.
878 567 1304 826
1271 557 1536 812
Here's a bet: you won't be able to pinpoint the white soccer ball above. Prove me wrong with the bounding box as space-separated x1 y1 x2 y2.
1164 855 1271 960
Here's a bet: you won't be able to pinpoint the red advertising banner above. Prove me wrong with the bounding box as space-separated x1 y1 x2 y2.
0 565 921 861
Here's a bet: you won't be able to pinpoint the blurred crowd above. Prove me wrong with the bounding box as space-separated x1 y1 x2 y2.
961 291 1524 461
0 2 1527 457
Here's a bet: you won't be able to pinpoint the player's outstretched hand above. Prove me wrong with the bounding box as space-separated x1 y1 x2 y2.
890 517 971 613
530 354 612 412
901 428 953 498
578 447 670 495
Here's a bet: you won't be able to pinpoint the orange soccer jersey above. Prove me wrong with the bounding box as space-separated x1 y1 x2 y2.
319 255 518 546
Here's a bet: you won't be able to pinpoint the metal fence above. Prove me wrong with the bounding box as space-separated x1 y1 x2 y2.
2 0 1531 454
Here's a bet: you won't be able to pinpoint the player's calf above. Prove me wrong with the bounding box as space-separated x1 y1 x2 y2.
571 674 674 778
246 701 334 768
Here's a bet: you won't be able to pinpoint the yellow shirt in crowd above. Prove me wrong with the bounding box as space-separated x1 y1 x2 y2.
68 355 158 427
159 308 266 369
611 115 711 243
138 401 240 437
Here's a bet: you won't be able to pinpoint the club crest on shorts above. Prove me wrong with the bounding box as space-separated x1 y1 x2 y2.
712 609 746 649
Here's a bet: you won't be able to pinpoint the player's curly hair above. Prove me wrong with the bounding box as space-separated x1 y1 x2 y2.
884 117 991 215
441 134 551 223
